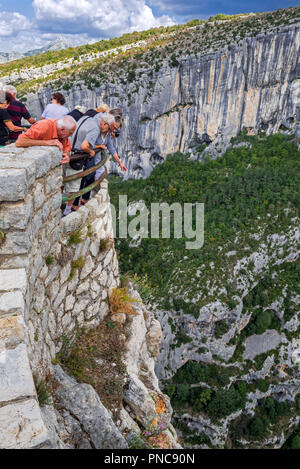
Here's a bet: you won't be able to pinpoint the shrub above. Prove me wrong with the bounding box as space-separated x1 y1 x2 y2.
109 287 139 316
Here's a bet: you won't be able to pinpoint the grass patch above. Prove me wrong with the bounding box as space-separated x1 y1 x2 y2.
68 229 84 246
55 325 128 415
45 255 54 266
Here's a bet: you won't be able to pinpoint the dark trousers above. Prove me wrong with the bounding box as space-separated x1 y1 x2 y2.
73 155 95 207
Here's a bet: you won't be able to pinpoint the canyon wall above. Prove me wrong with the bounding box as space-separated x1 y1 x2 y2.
25 23 300 178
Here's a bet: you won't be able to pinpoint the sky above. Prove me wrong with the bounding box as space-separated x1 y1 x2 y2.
0 0 299 52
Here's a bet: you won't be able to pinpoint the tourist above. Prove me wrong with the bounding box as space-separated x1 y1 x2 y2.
84 103 110 118
15 115 76 165
68 105 87 122
3 85 36 142
66 112 127 214
41 92 69 120
0 91 26 147
109 108 123 139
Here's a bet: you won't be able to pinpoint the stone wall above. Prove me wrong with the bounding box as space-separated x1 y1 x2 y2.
0 145 119 448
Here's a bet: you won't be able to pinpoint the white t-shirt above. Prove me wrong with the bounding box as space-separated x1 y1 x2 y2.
42 103 69 120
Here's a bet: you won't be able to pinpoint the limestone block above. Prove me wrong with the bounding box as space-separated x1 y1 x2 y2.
42 201 50 221
90 240 99 257
80 255 94 280
67 270 79 291
99 269 108 287
0 168 29 202
53 283 68 310
0 315 25 352
0 399 49 449
76 280 90 295
50 192 62 213
33 182 45 210
46 170 63 194
91 262 103 278
60 263 72 285
73 296 90 315
61 210 87 234
1 224 33 255
61 313 72 331
0 268 27 293
0 291 24 316
103 248 113 268
0 195 33 230
0 254 30 270
20 148 53 178
0 158 36 188
0 343 36 403
32 209 43 238
45 264 60 286
65 294 76 312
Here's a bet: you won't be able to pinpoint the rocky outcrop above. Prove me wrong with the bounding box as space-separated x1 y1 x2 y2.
37 287 180 449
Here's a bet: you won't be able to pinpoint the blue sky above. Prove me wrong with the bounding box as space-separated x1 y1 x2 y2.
0 0 299 52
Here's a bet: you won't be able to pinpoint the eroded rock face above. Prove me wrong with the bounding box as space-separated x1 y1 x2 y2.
25 24 300 179
52 365 127 449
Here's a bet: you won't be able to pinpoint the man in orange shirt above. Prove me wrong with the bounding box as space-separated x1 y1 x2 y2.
16 116 76 164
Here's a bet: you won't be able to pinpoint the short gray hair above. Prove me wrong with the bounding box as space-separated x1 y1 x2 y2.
3 85 17 96
96 112 115 125
57 115 76 131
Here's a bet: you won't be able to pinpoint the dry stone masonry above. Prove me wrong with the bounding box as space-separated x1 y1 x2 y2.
0 145 119 448
0 145 180 449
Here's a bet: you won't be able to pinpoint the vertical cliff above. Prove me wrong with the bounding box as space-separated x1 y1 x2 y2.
24 21 300 178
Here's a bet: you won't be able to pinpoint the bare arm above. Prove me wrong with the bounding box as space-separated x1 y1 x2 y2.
5 121 24 132
112 152 127 172
81 140 95 157
16 134 63 150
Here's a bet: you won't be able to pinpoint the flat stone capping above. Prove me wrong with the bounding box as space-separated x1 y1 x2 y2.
0 399 49 449
0 269 27 293
0 144 61 202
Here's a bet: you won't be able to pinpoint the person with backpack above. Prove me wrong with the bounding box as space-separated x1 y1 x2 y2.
63 112 114 215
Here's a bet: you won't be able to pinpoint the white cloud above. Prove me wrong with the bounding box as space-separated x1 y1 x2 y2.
0 12 31 37
33 0 175 36
0 1 176 52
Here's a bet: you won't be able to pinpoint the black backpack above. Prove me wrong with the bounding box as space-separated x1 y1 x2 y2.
69 116 92 170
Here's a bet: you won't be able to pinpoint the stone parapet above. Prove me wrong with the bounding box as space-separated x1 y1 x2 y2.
0 145 119 448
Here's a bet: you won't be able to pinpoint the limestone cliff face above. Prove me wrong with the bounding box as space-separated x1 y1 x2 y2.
25 23 300 178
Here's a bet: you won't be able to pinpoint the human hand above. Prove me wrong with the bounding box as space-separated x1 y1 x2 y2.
89 149 95 158
60 155 70 165
97 144 106 151
119 163 127 172
52 139 64 151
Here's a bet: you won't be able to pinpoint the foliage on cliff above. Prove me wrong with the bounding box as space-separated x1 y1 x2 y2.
109 133 300 448
109 133 299 307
